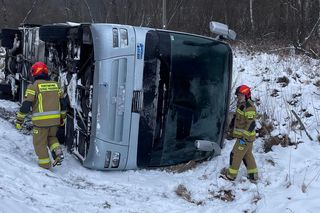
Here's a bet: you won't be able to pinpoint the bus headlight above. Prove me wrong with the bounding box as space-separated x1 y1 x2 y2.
111 152 121 168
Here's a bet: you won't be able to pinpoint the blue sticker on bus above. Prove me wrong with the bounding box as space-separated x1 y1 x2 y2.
137 43 144 59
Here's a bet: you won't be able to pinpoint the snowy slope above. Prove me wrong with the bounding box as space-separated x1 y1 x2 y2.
0 51 320 213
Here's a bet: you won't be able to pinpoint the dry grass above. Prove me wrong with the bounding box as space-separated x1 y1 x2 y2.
290 120 299 129
265 159 275 166
209 189 235 202
285 67 293 75
251 194 262 205
287 99 299 106
102 201 111 209
256 120 274 138
175 184 192 202
264 135 303 153
304 111 313 118
164 160 198 173
292 93 302 99
314 79 320 88
263 135 294 153
257 111 304 153
276 76 290 87
270 89 280 97
301 168 320 193
175 184 204 205
301 183 307 193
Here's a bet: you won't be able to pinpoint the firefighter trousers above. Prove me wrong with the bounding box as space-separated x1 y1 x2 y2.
32 126 61 169
227 139 258 179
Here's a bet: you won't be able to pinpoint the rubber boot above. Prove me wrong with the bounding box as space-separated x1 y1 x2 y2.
52 147 64 167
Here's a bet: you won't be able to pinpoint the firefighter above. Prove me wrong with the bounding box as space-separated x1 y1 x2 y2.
220 85 258 182
15 62 66 169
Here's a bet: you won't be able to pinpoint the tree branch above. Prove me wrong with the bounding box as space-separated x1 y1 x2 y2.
295 46 319 59
82 0 95 23
1 0 8 26
301 16 320 47
291 110 313 141
64 0 70 21
284 1 299 13
267 46 295 53
309 48 319 58
21 0 38 24
167 0 184 27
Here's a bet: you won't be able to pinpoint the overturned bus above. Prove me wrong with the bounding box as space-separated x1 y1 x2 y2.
0 22 234 170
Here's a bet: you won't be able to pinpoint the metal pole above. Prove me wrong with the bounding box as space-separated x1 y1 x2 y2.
162 0 166 29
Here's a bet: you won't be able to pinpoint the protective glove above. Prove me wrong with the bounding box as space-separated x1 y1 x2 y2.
60 118 65 126
15 122 22 130
239 139 246 145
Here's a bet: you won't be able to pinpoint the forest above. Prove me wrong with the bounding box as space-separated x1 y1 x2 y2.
1 0 320 57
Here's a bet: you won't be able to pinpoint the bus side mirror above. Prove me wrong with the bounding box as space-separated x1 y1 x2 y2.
209 21 236 41
195 140 221 155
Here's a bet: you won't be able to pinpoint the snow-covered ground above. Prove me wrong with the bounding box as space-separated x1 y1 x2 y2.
0 50 320 213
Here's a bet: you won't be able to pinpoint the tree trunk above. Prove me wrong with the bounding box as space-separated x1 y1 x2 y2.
1 0 8 27
318 0 320 37
250 0 255 39
162 0 166 29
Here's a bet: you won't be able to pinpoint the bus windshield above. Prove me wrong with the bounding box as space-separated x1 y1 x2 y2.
137 31 232 167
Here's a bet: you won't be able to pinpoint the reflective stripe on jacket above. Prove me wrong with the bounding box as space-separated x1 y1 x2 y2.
232 99 256 142
23 80 63 127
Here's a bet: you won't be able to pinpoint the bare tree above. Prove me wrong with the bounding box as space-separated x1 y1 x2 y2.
318 0 320 37
1 0 8 27
249 0 255 38
167 0 184 28
21 0 38 24
0 0 319 56
82 0 95 23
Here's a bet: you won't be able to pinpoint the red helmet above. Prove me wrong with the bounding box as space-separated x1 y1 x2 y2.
236 85 251 99
31 61 48 77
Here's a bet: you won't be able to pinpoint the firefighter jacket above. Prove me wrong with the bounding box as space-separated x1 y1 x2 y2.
232 99 256 142
16 79 67 127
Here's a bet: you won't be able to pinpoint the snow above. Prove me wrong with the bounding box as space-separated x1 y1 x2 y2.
1 50 320 212
0 47 5 81
66 74 78 109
